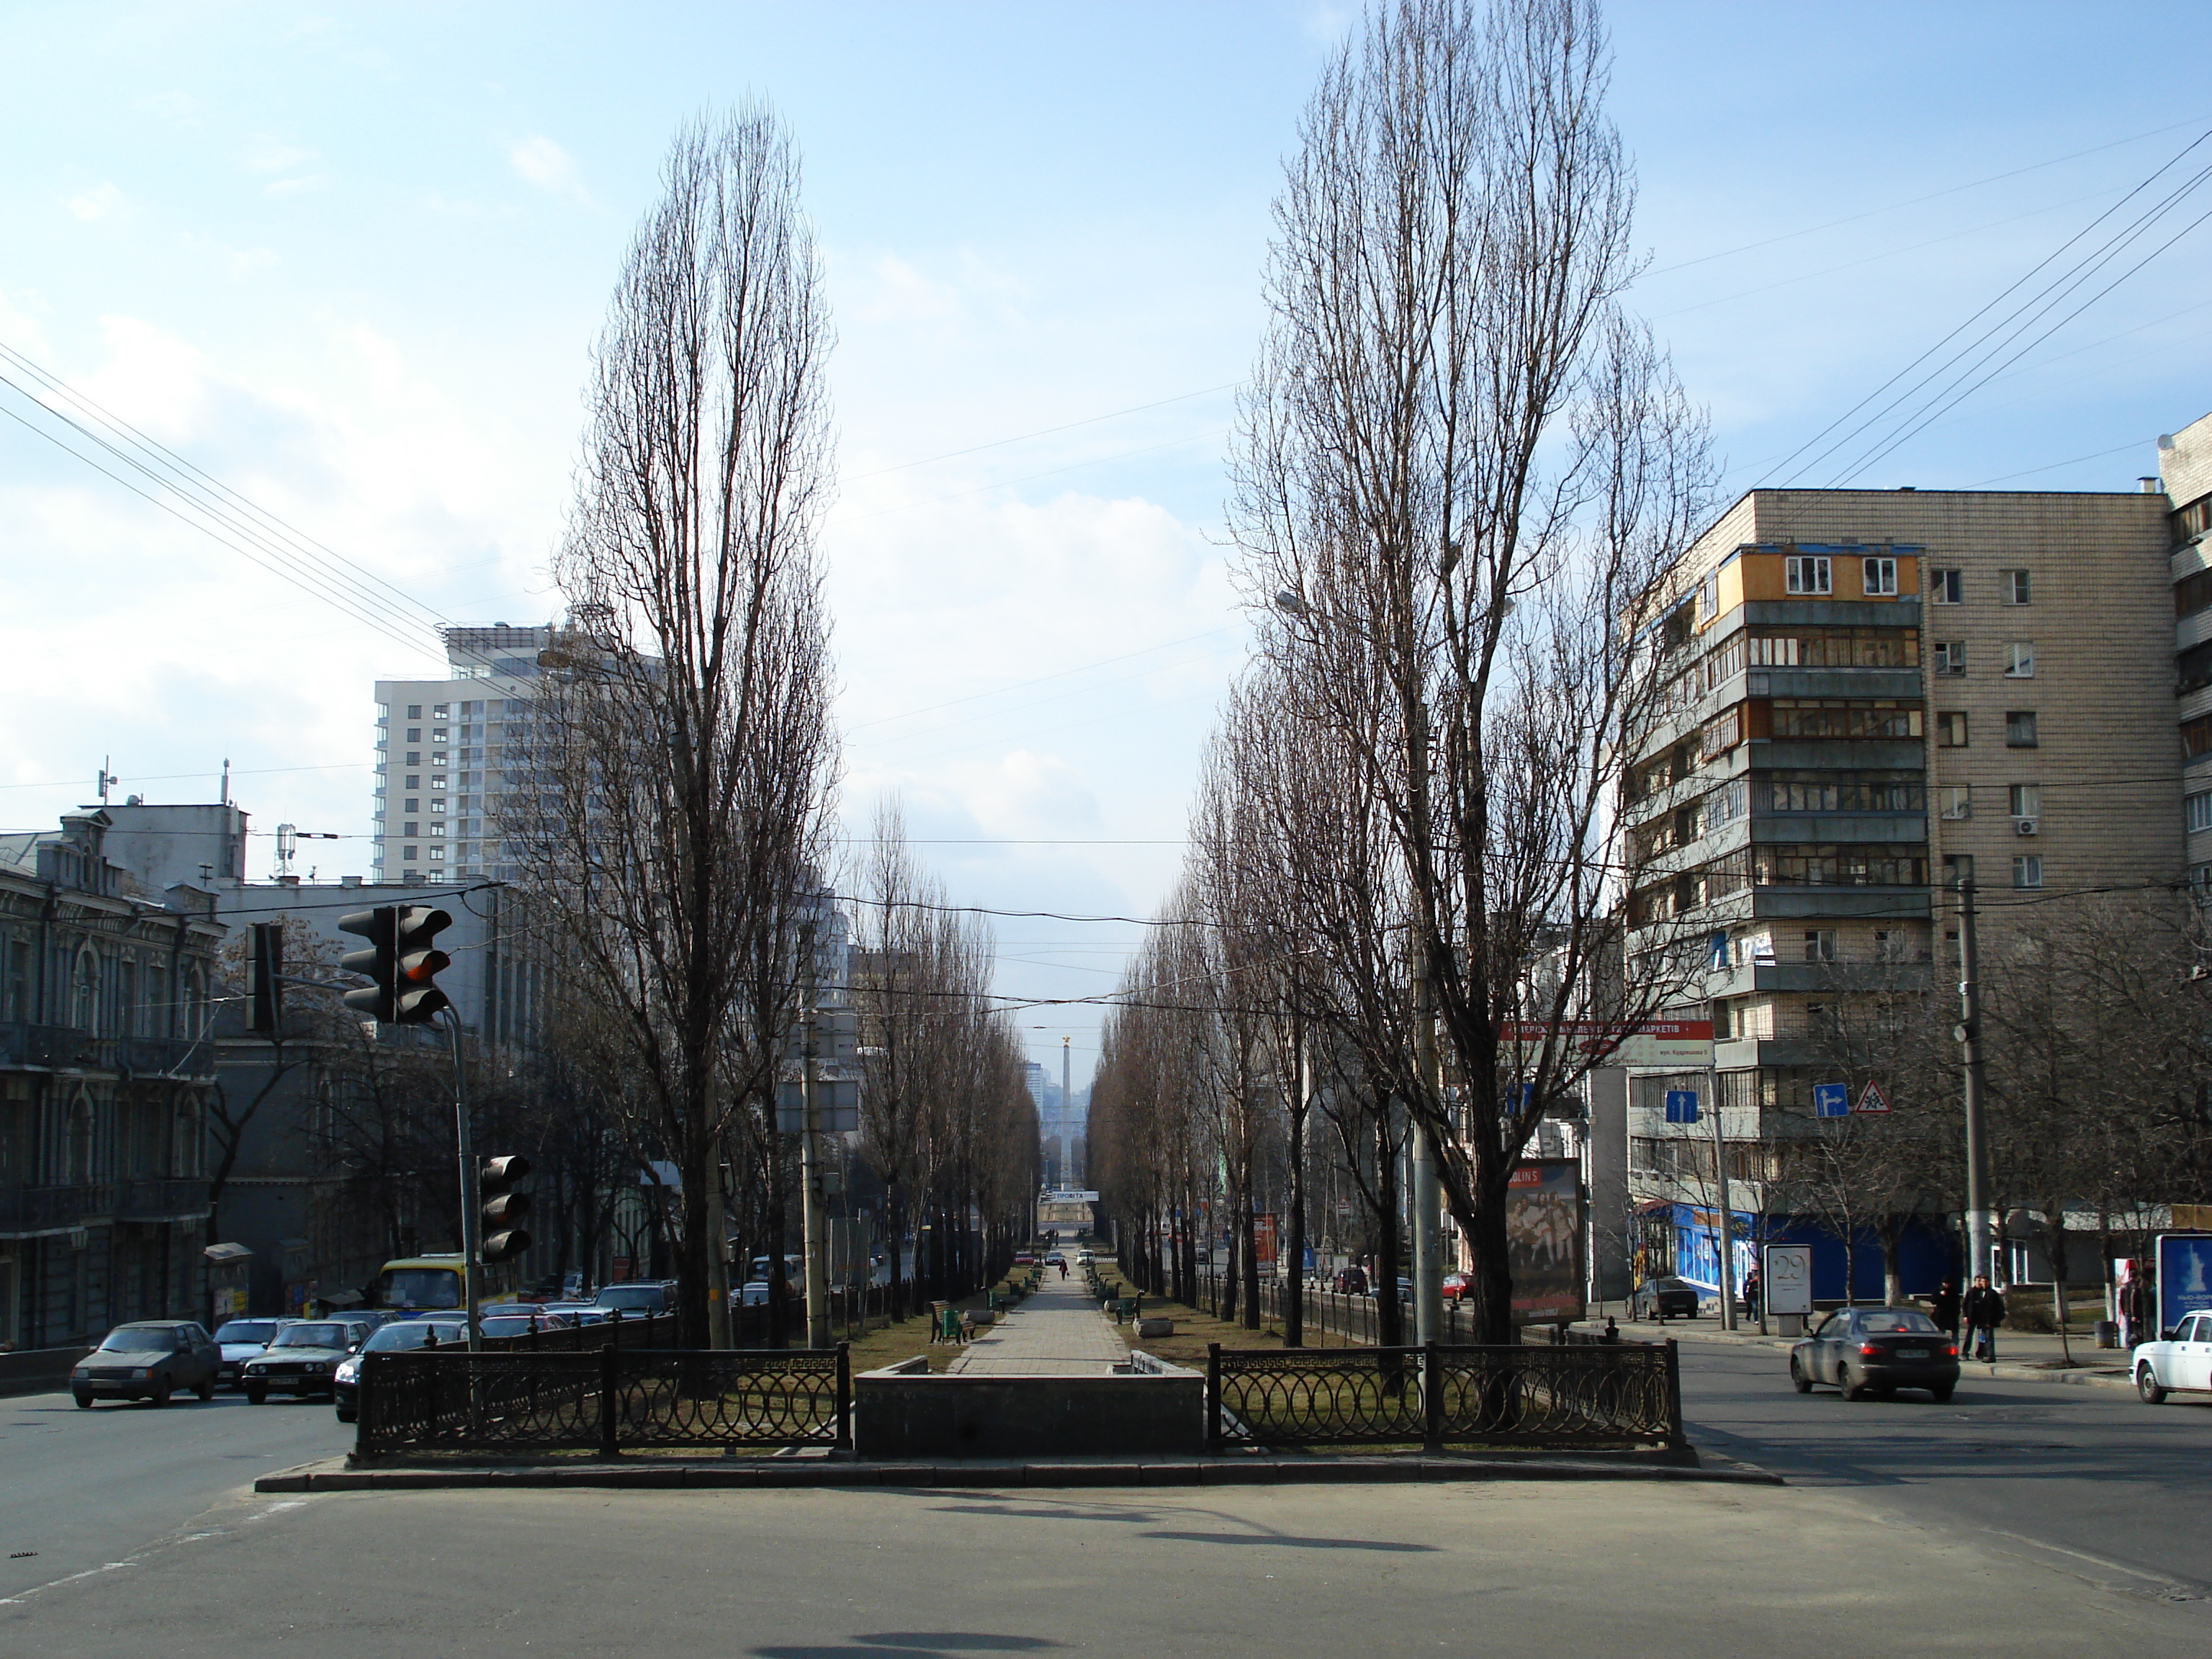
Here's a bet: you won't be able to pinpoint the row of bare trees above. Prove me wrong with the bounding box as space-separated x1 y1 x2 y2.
1094 0 1713 1342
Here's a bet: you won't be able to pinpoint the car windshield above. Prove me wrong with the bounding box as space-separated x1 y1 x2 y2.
1859 1311 1940 1334
99 1326 178 1352
595 1286 662 1310
361 1322 463 1352
271 1323 351 1349
214 1321 281 1344
382 1267 464 1309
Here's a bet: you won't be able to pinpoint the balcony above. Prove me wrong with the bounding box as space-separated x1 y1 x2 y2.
117 1176 211 1224
0 1022 98 1070
119 1036 215 1081
0 1183 116 1238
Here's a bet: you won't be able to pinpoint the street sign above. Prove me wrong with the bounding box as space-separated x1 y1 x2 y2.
781 1008 858 1065
1855 1081 1892 1115
775 1078 858 1133
1763 1243 1814 1316
1663 1088 1699 1125
1812 1082 1850 1119
1499 1019 1715 1069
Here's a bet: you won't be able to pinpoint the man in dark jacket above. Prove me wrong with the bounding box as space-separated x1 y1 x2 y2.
1930 1279 1961 1338
1961 1274 2005 1361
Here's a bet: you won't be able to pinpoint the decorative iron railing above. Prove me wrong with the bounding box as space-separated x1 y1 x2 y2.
354 1344 851 1458
1205 1341 1681 1452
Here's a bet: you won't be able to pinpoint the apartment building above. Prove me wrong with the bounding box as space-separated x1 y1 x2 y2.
1619 481 2181 1295
2160 411 2212 887
373 624 552 885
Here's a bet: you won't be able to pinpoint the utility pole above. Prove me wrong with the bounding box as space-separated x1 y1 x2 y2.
1410 968 1444 1346
1708 1058 1736 1330
799 922 830 1349
1956 877 1995 1287
446 1008 484 1352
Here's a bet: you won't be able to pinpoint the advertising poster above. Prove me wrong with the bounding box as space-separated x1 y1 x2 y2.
2157 1233 2212 1336
1507 1159 1585 1325
1254 1213 1277 1267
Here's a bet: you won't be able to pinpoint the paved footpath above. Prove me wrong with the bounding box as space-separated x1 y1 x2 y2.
946 1272 1128 1375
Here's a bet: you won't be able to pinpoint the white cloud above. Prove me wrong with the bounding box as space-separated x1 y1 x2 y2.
240 135 318 175
68 183 125 222
507 135 588 202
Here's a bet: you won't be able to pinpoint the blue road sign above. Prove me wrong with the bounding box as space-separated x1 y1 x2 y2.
1813 1082 1850 1119
1663 1089 1699 1124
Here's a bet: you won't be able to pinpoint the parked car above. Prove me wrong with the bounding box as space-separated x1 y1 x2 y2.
2133 1308 2212 1403
1791 1307 1959 1402
1630 1277 1701 1322
1332 1267 1369 1296
479 1311 576 1339
1442 1272 1478 1302
333 1317 469 1422
72 1322 220 1408
594 1281 675 1316
210 1318 289 1388
243 1319 370 1403
1012 1253 1035 1267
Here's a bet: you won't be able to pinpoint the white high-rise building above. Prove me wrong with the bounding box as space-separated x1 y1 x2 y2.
372 626 552 885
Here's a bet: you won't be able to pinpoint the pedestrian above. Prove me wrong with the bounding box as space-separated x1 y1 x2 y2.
2121 1272 2155 1349
1961 1274 2005 1362
1930 1278 1961 1339
1057 1258 1067 1280
1743 1266 1763 1321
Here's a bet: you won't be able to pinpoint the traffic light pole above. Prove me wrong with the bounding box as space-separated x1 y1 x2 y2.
446 1008 485 1352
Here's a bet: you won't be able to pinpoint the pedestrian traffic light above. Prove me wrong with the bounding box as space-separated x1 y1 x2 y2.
338 905 452 1024
248 922 284 1035
480 1154 532 1264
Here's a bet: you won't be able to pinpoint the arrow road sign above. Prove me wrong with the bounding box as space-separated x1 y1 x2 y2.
1813 1082 1850 1119
1663 1089 1699 1125
1856 1081 1892 1115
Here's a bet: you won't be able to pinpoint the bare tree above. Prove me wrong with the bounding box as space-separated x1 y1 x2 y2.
510 107 838 1349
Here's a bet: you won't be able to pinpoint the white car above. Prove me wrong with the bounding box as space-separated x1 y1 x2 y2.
2134 1308 2212 1403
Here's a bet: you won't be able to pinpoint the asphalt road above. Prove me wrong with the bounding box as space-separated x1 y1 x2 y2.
0 1385 352 1603
1675 1337 2212 1603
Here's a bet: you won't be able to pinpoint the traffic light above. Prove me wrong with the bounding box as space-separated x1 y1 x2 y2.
480 1154 532 1264
248 922 284 1035
338 905 453 1024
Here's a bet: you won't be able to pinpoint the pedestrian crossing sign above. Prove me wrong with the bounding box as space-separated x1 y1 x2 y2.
1856 1082 1891 1115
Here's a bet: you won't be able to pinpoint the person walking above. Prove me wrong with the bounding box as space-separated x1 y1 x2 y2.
1742 1265 1763 1322
1961 1274 2005 1362
1930 1279 1961 1340
1056 1257 1068 1280
2121 1272 2156 1349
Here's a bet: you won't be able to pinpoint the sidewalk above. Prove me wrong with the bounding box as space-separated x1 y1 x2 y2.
1577 1306 2137 1393
945 1274 1129 1376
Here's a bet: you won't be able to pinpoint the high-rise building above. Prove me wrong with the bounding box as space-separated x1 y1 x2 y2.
2159 413 2212 891
372 626 552 885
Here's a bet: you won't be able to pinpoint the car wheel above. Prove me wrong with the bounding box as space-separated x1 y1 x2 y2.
73 1393 93 1409
197 1377 217 1402
1928 1384 1955 1403
1840 1367 1867 1402
149 1375 171 1408
1790 1357 1812 1393
2139 1365 2169 1406
336 1408 356 1424
246 1385 267 1405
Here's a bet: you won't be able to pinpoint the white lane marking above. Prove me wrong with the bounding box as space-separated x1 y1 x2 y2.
1979 1527 2211 1602
0 1498 316 1606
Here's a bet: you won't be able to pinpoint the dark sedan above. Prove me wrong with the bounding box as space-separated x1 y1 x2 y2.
72 1322 220 1407
1791 1306 1959 1401
1630 1277 1701 1322
332 1317 468 1422
243 1319 369 1403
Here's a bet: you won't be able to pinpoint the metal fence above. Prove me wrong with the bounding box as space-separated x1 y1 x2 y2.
354 1344 851 1458
1195 1272 1539 1347
1204 1340 1682 1452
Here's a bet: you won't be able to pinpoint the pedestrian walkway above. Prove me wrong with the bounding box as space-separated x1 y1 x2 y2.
946 1273 1129 1376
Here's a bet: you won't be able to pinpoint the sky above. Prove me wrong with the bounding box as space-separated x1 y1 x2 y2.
4 1 2210 1091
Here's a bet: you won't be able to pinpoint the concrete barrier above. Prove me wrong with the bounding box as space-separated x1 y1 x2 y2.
0 1345 93 1398
855 1366 1205 1459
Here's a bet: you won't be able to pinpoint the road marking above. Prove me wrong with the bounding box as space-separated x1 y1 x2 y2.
1979 1527 2211 1603
0 1498 316 1607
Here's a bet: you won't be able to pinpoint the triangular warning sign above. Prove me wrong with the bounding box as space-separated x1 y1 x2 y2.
1856 1081 1892 1115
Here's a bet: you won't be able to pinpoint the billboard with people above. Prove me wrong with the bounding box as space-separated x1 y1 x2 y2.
1506 1159 1585 1325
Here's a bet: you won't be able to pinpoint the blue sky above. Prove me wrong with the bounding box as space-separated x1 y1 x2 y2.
4 1 2208 1084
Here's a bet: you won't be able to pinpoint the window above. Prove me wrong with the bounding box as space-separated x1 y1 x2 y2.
1862 557 1897 595
429 845 446 861
2190 791 2212 835
432 729 449 745
1943 853 1974 887
402 822 419 837
1748 629 1916 668
1930 568 1962 603
2005 642 2035 678
407 704 422 719
1938 711 1970 747
428 799 447 814
431 754 448 769
1753 845 1928 886
405 774 420 788
1762 773 1922 812
1766 699 1923 739
2006 711 2039 747
2013 854 2043 889
2009 784 2041 818
2178 640 2212 695
406 728 421 742
402 845 418 859
1941 786 1972 819
1696 573 1718 624
428 824 446 837
2186 716 2212 759
1785 554 1831 595
1803 929 1838 962
1933 640 1966 675
405 752 421 765
2175 568 2212 618
403 798 419 812
2002 569 2031 605
431 774 447 790
433 703 449 717
1748 636 1799 667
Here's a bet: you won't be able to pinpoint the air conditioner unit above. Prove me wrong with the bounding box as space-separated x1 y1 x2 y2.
2015 817 2039 837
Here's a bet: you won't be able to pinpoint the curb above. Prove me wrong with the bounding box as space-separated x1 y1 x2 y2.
1617 1323 2136 1393
254 1452 1784 1494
